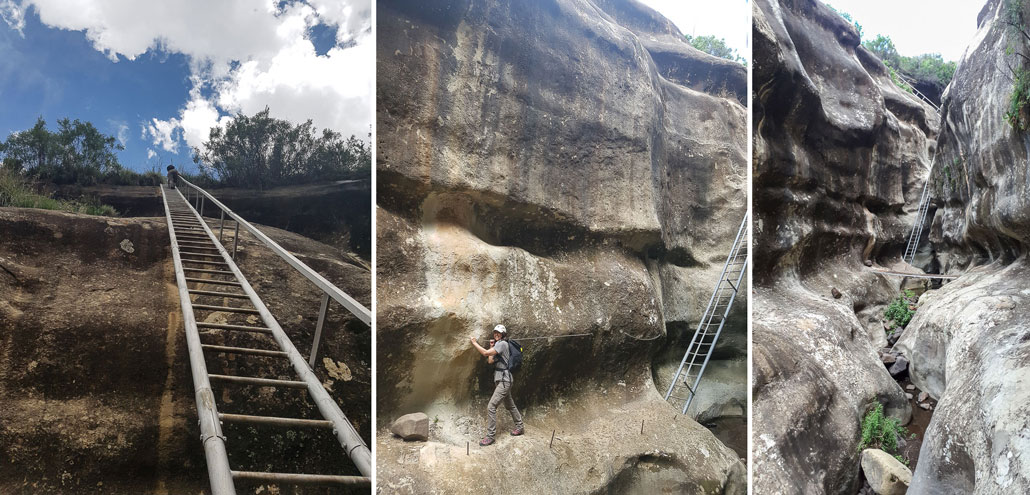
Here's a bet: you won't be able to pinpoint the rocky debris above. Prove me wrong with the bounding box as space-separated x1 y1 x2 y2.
865 260 874 267
906 384 916 391
391 413 430 441
861 449 912 495
752 0 933 491
917 392 929 402
832 287 843 299
919 403 932 411
888 357 909 378
905 393 913 400
119 238 135 254
881 353 897 365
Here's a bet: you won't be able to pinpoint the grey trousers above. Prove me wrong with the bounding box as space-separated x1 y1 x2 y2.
487 380 523 438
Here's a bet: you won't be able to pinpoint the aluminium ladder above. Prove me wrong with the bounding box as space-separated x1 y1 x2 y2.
903 158 936 265
664 212 749 415
161 185 370 493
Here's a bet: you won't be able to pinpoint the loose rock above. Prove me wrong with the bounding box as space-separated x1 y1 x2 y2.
881 354 897 365
861 448 912 495
905 393 913 400
917 392 929 402
864 260 874 267
919 403 932 411
831 287 842 299
390 413 429 441
905 385 916 391
888 356 909 378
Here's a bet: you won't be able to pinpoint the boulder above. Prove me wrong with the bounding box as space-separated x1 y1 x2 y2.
391 413 430 441
861 449 912 495
889 357 909 378
917 392 929 402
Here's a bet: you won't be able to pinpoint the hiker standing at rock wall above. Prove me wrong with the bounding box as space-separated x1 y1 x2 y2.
166 165 180 189
470 324 525 446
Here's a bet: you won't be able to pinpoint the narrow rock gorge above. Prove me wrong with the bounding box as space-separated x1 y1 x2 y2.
753 0 937 491
0 204 370 493
377 0 747 492
755 0 1030 493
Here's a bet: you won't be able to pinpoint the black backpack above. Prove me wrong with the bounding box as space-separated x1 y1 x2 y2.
501 339 524 372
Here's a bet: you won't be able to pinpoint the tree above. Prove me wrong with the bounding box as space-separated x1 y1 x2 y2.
192 108 371 189
685 34 745 65
0 117 124 184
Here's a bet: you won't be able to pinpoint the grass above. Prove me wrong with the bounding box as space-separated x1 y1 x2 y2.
859 403 910 463
884 289 916 331
0 169 118 216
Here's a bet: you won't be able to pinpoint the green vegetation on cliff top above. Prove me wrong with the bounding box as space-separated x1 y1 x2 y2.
685 34 746 65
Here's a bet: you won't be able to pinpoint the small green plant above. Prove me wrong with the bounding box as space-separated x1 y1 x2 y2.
859 404 910 455
887 65 914 94
0 169 118 216
884 291 915 329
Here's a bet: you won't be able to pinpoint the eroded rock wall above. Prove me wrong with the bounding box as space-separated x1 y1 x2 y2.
377 0 746 491
893 1 1030 492
752 0 938 491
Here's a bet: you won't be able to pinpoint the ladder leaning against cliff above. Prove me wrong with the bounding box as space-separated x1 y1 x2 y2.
664 211 749 415
161 179 372 494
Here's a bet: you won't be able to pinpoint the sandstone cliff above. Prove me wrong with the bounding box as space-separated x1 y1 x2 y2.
752 0 938 491
377 0 747 492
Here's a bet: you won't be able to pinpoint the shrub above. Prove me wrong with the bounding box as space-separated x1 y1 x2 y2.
0 169 118 216
884 290 915 329
859 404 909 454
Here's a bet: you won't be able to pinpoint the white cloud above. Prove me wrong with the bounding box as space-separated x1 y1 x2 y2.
0 0 25 34
639 0 750 58
147 148 156 160
145 117 179 153
3 0 373 152
108 120 128 147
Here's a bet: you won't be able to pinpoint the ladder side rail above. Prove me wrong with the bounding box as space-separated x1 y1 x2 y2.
682 250 749 414
171 188 372 477
665 213 747 401
177 179 370 326
161 187 237 495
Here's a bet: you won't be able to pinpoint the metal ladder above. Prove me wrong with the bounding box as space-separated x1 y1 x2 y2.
664 212 749 415
903 161 935 265
161 185 370 493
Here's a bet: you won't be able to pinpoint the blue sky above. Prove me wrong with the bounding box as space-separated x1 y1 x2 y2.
0 12 193 172
0 0 372 174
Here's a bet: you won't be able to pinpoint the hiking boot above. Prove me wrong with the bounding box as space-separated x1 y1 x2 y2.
479 436 495 446
511 427 524 436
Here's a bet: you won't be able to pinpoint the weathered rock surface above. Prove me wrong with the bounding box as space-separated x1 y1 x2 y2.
377 0 746 491
0 207 370 493
885 0 1030 492
392 413 430 441
861 448 913 495
752 0 936 491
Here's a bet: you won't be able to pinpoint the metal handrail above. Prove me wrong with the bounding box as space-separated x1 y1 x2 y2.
897 72 942 113
178 178 371 326
164 185 372 480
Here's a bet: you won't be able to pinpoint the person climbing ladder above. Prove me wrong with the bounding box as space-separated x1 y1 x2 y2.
470 324 525 446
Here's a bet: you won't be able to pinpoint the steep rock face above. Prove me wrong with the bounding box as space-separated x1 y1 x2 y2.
0 207 370 493
377 0 746 491
928 0 1030 267
894 1 1030 492
752 0 937 491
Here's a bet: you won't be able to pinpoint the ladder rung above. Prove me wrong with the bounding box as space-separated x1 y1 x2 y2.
231 471 369 487
210 374 307 389
202 344 287 357
219 413 332 428
185 277 241 286
183 268 234 275
181 259 228 265
180 251 223 258
192 304 258 314
189 289 248 298
177 244 219 250
197 322 271 333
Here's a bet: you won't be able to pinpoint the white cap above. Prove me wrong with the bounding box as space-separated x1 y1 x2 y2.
493 324 507 334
